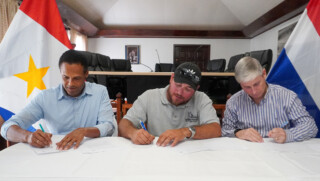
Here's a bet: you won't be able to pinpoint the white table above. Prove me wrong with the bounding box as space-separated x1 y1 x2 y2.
0 136 320 181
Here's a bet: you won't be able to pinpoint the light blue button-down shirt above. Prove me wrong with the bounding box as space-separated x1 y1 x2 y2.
1 82 115 139
222 84 318 142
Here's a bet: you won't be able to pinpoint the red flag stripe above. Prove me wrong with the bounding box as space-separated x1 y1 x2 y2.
307 0 320 36
19 0 72 49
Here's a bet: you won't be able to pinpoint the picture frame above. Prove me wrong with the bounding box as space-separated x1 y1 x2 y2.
125 45 140 64
277 22 297 58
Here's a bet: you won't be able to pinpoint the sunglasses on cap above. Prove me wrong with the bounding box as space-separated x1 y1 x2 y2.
179 68 200 84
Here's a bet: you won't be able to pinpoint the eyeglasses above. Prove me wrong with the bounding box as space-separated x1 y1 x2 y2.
179 68 200 84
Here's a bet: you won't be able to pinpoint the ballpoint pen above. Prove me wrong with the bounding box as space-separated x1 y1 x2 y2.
39 123 45 132
140 120 147 131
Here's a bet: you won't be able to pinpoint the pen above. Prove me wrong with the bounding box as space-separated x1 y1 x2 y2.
280 121 289 128
140 120 147 131
39 123 45 132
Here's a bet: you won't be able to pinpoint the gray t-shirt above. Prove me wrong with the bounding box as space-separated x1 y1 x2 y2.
124 85 220 136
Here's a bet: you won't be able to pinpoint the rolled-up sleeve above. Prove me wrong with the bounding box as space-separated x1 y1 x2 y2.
1 94 44 140
95 88 116 137
285 95 318 142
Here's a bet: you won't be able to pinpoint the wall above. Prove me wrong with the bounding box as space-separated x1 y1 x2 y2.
88 15 301 72
88 38 250 72
250 15 300 69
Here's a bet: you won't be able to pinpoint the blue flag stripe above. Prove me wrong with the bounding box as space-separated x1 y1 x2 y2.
267 49 320 138
0 106 35 132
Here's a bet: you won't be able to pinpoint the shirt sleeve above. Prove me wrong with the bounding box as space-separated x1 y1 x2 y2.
1 92 45 140
123 91 149 129
285 94 318 142
221 98 239 137
198 93 220 125
95 88 116 137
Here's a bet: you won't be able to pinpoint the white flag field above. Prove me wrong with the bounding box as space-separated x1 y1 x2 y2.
0 0 72 130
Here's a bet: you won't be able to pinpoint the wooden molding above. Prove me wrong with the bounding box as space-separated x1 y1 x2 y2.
242 0 309 38
56 0 98 37
92 29 246 39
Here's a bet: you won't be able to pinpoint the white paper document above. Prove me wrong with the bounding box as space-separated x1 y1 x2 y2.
172 137 247 153
31 135 64 154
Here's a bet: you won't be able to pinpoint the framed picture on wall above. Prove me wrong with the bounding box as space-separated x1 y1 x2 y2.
125 45 140 64
277 22 297 58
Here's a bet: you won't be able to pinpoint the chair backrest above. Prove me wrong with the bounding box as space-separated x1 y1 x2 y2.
79 51 112 85
111 59 132 71
155 63 175 72
207 59 226 72
226 54 245 72
249 49 273 74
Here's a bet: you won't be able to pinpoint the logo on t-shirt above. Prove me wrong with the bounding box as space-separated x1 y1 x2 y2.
185 112 199 122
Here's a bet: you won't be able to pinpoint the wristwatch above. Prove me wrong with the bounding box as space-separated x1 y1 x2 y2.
187 126 196 139
234 129 242 136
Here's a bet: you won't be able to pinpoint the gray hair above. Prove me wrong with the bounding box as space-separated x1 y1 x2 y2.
235 57 263 83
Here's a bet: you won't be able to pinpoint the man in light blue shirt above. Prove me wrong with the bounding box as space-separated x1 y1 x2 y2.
222 57 318 143
1 50 116 150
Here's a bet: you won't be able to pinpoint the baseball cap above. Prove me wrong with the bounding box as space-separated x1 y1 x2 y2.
174 62 201 90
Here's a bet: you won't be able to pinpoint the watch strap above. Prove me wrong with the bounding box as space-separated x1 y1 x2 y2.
187 126 196 139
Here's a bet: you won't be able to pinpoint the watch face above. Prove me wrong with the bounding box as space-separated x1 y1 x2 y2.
188 126 196 139
191 126 196 132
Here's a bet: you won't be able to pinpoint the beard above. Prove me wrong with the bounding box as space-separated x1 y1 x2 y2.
166 87 188 106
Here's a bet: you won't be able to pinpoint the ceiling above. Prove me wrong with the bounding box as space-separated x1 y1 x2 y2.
57 0 309 39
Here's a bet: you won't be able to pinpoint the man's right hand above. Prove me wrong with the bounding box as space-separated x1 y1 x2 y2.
235 128 263 143
27 129 52 148
131 129 155 145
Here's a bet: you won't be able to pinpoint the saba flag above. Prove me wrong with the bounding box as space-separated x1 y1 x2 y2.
0 0 72 130
267 0 320 137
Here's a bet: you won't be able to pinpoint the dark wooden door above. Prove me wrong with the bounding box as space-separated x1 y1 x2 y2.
174 44 210 71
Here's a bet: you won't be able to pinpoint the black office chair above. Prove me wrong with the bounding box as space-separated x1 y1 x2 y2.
155 63 175 72
224 53 245 96
80 51 112 86
249 49 273 74
225 54 245 72
207 59 226 72
107 59 132 99
206 59 227 104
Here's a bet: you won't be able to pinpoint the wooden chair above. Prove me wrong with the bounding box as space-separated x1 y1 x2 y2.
118 101 225 124
213 104 226 124
114 93 123 124
122 103 133 117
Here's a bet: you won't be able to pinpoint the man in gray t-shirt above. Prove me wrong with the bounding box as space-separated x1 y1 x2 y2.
119 62 221 147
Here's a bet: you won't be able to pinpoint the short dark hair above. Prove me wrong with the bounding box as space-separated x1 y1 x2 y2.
58 50 88 73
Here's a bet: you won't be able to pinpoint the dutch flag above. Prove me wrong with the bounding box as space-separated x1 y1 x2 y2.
267 0 320 137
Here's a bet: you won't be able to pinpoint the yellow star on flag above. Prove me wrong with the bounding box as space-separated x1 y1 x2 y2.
14 55 49 97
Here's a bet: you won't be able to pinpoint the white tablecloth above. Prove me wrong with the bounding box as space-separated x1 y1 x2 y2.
0 136 320 181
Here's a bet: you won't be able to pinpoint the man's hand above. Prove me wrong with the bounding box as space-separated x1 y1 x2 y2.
157 128 190 147
235 128 263 143
268 128 286 144
131 129 155 145
56 128 86 150
27 129 52 148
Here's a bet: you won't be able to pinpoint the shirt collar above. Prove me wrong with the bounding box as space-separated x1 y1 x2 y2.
58 82 92 100
160 85 170 105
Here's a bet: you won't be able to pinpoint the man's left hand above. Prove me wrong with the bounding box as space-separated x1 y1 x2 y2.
56 128 86 150
157 128 189 147
268 128 286 144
